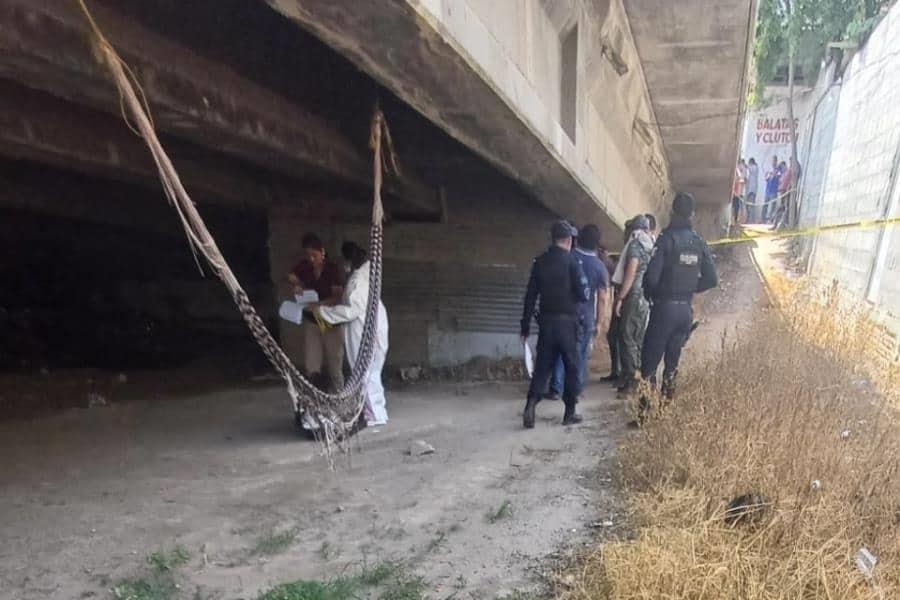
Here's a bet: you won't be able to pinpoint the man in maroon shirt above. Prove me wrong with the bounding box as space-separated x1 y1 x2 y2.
287 233 346 391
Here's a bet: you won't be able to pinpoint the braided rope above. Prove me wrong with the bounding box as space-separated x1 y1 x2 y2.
77 0 388 452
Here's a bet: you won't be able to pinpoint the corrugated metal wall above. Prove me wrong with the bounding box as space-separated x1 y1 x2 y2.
383 260 530 335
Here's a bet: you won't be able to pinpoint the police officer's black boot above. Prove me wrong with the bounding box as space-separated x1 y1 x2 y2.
635 393 651 427
523 397 537 429
661 371 677 404
562 403 582 426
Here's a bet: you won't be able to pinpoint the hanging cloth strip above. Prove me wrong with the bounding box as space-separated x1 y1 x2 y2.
76 0 392 454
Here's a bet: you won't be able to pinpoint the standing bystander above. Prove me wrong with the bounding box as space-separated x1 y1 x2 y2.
763 155 781 223
288 233 346 392
614 215 654 398
520 220 590 429
546 224 610 399
604 218 638 384
745 158 759 222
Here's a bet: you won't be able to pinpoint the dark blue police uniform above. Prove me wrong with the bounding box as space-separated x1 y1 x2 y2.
521 224 590 428
640 214 717 396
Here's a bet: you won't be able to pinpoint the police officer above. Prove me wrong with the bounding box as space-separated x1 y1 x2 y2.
521 220 590 429
640 192 717 412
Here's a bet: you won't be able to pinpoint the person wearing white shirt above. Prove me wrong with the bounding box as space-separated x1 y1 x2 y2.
316 241 389 427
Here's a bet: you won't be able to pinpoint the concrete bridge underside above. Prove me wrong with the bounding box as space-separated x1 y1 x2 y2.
0 0 754 372
625 0 756 214
267 0 756 235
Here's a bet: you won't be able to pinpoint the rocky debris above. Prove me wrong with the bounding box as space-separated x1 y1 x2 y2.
407 439 436 456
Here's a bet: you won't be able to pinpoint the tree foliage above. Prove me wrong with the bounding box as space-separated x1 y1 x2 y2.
751 0 893 104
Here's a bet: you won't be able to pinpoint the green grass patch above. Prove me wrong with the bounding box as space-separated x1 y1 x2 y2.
147 546 190 572
253 527 300 556
356 560 401 586
486 499 513 524
112 545 190 600
257 561 426 600
110 577 176 600
256 576 358 600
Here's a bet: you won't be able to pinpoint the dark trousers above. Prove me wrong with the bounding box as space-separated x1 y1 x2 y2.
607 313 621 377
527 316 580 411
640 300 692 381
549 323 591 395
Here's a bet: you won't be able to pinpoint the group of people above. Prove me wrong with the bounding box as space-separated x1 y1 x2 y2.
286 234 389 430
732 155 798 228
521 192 718 428
286 192 719 434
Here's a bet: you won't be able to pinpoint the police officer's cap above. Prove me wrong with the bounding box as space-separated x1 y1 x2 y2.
550 219 579 240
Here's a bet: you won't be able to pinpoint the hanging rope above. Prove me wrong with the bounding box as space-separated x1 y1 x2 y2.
76 0 392 453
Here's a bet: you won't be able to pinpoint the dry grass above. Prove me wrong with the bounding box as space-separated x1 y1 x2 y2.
561 276 900 599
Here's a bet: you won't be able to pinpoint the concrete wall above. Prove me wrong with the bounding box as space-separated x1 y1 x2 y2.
411 0 671 228
268 176 561 368
798 2 900 361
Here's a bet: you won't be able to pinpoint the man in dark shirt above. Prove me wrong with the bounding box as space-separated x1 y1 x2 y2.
521 220 590 429
547 224 610 399
640 192 717 415
287 233 346 391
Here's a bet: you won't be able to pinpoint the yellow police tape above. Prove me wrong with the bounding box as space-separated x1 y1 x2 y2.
708 214 900 248
607 214 900 257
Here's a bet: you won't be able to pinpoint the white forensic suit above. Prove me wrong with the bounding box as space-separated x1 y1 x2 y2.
317 261 389 426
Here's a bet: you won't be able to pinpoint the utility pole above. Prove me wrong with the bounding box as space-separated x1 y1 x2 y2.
785 0 800 226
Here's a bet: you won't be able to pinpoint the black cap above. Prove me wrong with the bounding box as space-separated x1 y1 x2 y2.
672 192 695 218
550 219 578 240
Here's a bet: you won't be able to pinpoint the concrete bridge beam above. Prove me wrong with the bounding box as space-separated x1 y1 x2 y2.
0 0 439 214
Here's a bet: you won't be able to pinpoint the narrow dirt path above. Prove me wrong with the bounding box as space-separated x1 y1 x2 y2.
1 377 625 599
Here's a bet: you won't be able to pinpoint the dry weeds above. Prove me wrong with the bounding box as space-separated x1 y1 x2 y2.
561 276 900 599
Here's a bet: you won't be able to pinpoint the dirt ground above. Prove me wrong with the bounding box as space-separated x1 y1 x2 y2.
1 376 631 599
0 243 764 600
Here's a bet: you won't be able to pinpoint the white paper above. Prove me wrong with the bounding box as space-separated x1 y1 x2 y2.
524 341 534 379
279 290 320 325
278 301 305 325
294 290 319 305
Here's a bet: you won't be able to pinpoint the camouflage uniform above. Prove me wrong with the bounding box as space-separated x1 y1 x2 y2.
619 237 651 384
